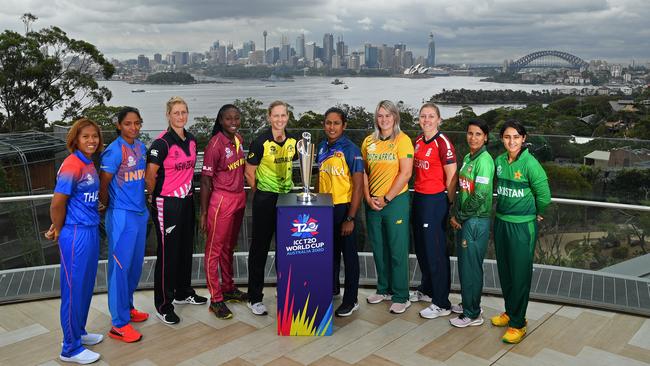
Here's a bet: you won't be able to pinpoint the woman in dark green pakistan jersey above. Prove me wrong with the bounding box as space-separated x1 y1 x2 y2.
490 119 551 344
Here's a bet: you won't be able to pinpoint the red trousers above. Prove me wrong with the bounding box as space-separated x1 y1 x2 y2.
204 190 246 302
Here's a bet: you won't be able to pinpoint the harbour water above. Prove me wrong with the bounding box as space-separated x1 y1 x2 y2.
95 76 565 131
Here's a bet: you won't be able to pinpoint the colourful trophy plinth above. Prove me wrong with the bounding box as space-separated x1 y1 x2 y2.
276 193 333 336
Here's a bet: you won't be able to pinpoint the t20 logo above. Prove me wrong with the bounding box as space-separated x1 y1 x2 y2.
291 214 319 238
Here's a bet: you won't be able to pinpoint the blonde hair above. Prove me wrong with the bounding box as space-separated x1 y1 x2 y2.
166 96 189 115
66 118 103 154
267 100 289 115
372 100 401 140
419 102 440 117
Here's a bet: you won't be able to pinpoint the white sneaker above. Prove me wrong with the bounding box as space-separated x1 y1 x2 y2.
451 303 484 315
59 349 100 364
80 333 103 346
449 314 484 328
389 301 411 314
366 293 392 304
248 302 268 315
409 290 432 302
419 304 452 319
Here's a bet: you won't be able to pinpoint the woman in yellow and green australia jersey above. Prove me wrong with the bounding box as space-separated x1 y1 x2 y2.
490 119 551 344
244 100 297 316
361 100 414 315
449 119 494 328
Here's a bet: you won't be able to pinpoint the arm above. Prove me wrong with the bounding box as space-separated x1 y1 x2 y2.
444 163 458 204
45 193 68 241
199 175 212 233
529 162 551 220
341 171 363 236
144 163 159 194
245 163 258 193
376 157 413 209
363 171 381 211
99 171 113 208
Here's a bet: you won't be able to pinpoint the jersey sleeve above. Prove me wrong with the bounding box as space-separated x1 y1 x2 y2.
396 134 414 159
457 156 495 222
438 134 457 165
528 160 552 216
201 138 220 177
54 158 80 196
246 137 264 165
344 144 364 174
147 138 168 166
100 144 122 175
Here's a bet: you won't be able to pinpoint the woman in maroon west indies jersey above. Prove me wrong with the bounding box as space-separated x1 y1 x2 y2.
199 104 248 320
411 102 458 320
145 97 208 325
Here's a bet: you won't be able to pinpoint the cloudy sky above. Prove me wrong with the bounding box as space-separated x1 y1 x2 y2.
1 0 649 64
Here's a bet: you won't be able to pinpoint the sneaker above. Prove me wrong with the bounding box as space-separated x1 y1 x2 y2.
59 348 100 364
419 304 452 319
209 301 233 319
389 301 411 314
502 326 527 344
156 310 180 325
450 314 484 328
223 288 248 303
366 293 392 304
247 302 268 316
80 333 103 346
173 294 208 305
129 308 149 322
335 302 359 317
108 324 142 343
409 290 432 303
491 312 510 327
450 303 484 315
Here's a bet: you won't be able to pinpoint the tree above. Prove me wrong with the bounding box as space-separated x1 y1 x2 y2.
0 19 115 132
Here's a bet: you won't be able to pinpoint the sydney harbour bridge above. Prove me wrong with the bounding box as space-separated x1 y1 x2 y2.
504 50 589 73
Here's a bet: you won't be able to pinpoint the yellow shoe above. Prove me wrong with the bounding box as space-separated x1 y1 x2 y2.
491 312 510 327
502 326 526 344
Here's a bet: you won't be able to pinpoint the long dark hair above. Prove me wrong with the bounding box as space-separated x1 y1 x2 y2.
212 104 240 137
499 119 527 138
467 118 490 143
114 106 142 136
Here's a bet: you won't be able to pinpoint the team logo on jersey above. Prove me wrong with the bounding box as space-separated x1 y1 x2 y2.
248 152 255 159
335 151 344 158
497 165 502 176
367 143 377 152
127 156 136 167
269 146 277 155
291 214 319 238
414 144 419 153
467 165 472 173
514 170 522 180
446 150 453 157
287 145 295 153
86 174 95 185
225 147 233 159
150 149 159 157
425 148 432 157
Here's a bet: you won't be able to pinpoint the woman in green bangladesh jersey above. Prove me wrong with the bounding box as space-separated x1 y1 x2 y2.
449 119 494 329
491 120 551 344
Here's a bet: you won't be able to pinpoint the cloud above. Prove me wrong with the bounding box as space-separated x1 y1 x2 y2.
357 17 372 31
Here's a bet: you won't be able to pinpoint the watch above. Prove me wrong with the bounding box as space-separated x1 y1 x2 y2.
344 215 355 222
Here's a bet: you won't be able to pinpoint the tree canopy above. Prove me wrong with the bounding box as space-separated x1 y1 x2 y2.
0 20 114 132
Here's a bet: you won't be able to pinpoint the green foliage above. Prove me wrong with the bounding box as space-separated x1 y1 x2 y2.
188 116 214 150
430 88 560 104
145 72 195 84
0 23 114 132
542 163 592 198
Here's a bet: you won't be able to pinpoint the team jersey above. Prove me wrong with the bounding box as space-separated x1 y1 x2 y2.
246 128 297 193
100 136 147 212
413 132 456 194
317 135 364 205
361 131 414 197
453 146 495 222
55 150 100 226
201 132 245 193
495 148 551 223
147 128 197 198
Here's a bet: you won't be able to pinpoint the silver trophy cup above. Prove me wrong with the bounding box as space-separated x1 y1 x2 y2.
296 132 316 202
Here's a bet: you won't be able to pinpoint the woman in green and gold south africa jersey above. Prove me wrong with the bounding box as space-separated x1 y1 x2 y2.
490 119 551 344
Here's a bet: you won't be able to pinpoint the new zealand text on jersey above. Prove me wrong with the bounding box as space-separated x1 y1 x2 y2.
497 186 525 198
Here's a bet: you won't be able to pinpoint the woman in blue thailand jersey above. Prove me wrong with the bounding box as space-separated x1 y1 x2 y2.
99 107 149 343
46 118 104 364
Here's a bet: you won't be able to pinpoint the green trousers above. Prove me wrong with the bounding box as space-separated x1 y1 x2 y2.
494 217 537 329
365 192 410 303
456 217 490 319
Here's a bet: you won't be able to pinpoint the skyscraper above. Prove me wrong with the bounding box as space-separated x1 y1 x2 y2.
263 30 268 63
427 33 436 67
364 44 378 68
336 38 345 58
323 33 334 65
296 34 305 58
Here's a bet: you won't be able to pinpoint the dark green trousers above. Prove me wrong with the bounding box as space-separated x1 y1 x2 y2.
456 217 490 319
365 192 410 303
494 217 537 329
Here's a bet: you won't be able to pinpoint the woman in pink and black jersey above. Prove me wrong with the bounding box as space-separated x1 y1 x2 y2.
145 96 207 325
199 104 248 320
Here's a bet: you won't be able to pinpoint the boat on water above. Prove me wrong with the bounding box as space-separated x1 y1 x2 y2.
343 85 349 89
331 78 344 85
131 89 145 93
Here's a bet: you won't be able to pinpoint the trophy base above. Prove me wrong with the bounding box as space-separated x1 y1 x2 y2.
297 193 317 203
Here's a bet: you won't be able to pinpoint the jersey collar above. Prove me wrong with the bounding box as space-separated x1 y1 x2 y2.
469 146 488 161
73 149 92 164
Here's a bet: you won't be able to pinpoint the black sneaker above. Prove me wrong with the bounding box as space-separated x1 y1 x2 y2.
335 302 360 317
173 294 208 305
209 301 233 319
156 310 180 324
223 288 248 303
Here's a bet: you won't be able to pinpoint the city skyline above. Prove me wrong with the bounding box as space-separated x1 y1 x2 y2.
1 0 649 63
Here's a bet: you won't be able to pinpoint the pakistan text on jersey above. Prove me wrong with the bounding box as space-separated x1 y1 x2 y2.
497 186 525 198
